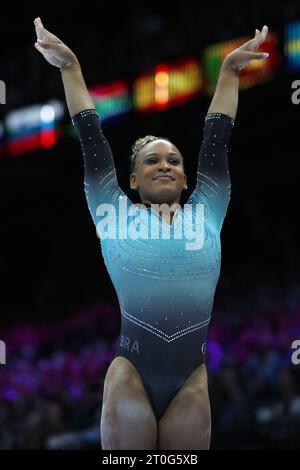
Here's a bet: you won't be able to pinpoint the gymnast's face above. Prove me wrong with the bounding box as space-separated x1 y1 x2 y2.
129 139 187 205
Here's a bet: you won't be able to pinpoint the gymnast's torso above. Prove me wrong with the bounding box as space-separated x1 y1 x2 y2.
72 108 234 418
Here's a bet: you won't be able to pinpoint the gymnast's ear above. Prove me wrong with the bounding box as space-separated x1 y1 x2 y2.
130 172 138 191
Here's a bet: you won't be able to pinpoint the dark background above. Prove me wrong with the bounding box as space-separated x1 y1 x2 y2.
0 1 300 450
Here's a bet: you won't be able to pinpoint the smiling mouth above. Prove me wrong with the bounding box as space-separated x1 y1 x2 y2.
155 176 174 181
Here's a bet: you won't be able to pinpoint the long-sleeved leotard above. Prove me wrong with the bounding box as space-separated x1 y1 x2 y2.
72 109 234 419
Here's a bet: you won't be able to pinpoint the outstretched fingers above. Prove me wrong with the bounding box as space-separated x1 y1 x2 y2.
34 17 61 48
34 41 52 49
34 17 53 41
34 42 44 53
256 25 268 46
242 25 268 53
34 17 45 40
250 51 269 60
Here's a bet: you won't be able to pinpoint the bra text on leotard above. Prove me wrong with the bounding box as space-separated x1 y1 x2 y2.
120 335 140 355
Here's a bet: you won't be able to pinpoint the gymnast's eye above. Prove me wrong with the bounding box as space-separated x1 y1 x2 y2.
169 158 181 164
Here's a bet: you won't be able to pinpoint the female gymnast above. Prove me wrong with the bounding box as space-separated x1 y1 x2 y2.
34 17 269 450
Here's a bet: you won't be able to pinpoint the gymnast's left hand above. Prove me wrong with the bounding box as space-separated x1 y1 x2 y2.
223 25 269 72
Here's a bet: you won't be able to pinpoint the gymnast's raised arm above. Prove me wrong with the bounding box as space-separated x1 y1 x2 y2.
33 17 126 226
207 26 269 119
34 17 95 116
188 26 269 231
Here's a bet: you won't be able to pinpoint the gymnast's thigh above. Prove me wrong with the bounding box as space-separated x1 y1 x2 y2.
158 363 211 450
100 356 157 450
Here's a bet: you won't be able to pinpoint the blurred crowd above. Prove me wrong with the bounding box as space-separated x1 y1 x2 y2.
0 303 117 450
1 279 300 450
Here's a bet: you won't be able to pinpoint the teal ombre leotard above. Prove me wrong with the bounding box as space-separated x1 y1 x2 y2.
72 109 234 419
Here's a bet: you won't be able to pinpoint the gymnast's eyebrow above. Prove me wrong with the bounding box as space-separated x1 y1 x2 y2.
144 152 182 157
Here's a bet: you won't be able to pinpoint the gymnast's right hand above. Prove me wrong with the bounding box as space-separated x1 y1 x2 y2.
33 17 78 69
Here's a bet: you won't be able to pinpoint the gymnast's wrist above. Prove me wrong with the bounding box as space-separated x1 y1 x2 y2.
221 57 240 77
60 55 81 74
